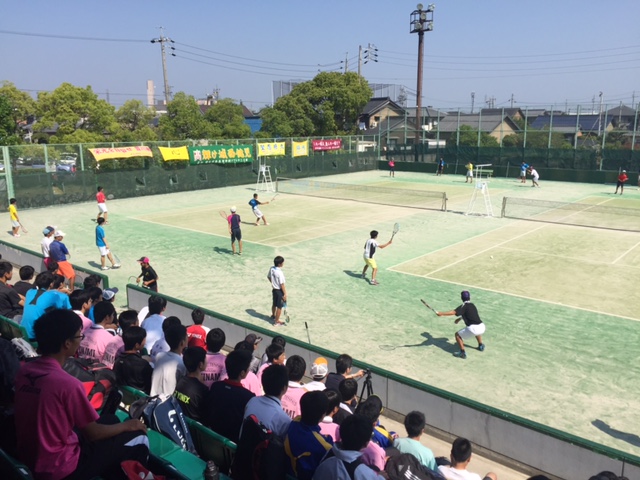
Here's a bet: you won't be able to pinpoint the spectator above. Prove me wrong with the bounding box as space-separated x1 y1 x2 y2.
174 346 208 422
355 396 388 472
358 395 396 448
0 260 24 320
114 326 153 394
257 342 286 384
243 364 291 438
22 271 71 339
438 437 497 480
281 355 307 419
326 354 364 391
285 391 333 480
245 333 263 373
334 378 358 425
102 287 119 303
186 308 209 349
313 414 382 480
205 349 256 443
141 295 167 352
306 357 329 391
78 301 117 363
13 265 35 296
41 226 56 269
49 230 75 292
69 289 95 333
82 274 102 289
260 335 286 367
319 389 341 441
150 323 188 397
14 309 149 480
137 256 159 292
150 316 183 364
102 309 138 369
235 340 262 396
202 327 227 387
393 411 437 471
52 273 71 295
85 286 103 323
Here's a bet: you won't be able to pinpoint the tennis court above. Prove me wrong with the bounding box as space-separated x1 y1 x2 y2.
8 169 640 456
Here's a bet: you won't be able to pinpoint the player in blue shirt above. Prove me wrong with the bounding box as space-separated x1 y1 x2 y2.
248 193 269 226
520 162 529 183
95 217 120 270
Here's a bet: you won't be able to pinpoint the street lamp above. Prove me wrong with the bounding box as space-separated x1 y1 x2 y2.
410 3 435 161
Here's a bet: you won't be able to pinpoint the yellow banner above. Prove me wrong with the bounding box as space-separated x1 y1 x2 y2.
89 146 153 161
292 140 309 158
159 146 189 161
257 142 286 157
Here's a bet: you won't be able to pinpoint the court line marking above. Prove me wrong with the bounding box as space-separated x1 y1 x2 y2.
497 245 640 269
613 239 640 264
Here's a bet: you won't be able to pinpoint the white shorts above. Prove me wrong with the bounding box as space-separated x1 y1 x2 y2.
11 220 20 227
98 203 108 213
98 246 110 256
252 207 263 219
458 323 486 339
533 175 539 182
466 170 473 177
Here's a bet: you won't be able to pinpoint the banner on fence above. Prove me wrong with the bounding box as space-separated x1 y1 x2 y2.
257 142 286 157
292 141 309 157
312 139 342 151
159 146 189 161
89 146 153 161
189 145 254 165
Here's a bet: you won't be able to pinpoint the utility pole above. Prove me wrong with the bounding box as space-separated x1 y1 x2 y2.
344 52 349 73
151 27 174 106
510 93 515 109
598 91 604 136
358 45 363 76
470 92 475 113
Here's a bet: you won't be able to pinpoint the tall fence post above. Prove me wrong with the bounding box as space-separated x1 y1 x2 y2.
1 146 15 200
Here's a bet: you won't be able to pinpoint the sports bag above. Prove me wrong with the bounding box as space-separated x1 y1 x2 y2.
231 414 287 480
63 357 117 411
385 452 445 480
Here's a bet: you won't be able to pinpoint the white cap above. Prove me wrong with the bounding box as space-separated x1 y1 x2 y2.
54 230 65 237
230 206 237 213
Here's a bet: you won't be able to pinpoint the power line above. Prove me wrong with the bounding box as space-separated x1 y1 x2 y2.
0 29 147 43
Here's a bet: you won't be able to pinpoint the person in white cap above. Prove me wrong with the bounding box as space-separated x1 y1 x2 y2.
227 206 243 255
305 357 329 392
41 226 56 269
615 170 628 195
49 230 75 292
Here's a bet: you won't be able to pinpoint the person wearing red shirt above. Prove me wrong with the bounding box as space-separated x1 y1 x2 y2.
615 170 628 195
96 186 109 223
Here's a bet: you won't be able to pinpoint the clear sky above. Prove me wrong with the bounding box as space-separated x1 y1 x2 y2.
1 0 639 113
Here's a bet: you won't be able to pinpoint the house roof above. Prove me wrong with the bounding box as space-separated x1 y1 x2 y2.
365 116 417 135
480 108 522 117
360 97 405 116
606 105 637 117
436 114 520 133
404 106 447 120
530 114 612 132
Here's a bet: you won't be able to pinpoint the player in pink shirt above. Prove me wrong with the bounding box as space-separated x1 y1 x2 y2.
78 301 117 363
202 328 227 387
280 355 307 419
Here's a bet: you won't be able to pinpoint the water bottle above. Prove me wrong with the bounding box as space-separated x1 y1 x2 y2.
204 460 219 480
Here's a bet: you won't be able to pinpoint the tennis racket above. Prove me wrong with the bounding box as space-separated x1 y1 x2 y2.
390 222 400 240
219 210 228 221
282 301 290 323
420 299 438 315
270 193 279 202
111 251 121 267
107 194 115 200
19 223 28 234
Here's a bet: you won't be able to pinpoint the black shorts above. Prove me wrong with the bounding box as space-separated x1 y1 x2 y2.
272 288 284 309
231 228 242 242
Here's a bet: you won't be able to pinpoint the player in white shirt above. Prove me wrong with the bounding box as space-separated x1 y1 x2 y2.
361 230 392 286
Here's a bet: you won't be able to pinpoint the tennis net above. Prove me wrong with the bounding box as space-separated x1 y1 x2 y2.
276 178 447 211
501 197 640 232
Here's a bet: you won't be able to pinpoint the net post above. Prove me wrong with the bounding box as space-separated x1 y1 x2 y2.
442 193 447 212
501 196 508 218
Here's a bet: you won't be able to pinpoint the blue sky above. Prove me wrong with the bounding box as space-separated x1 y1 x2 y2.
1 1 639 113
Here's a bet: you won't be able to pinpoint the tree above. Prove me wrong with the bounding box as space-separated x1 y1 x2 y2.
449 125 499 147
502 130 571 149
158 92 218 140
35 83 116 142
0 81 37 143
204 98 251 139
0 95 20 145
113 100 158 142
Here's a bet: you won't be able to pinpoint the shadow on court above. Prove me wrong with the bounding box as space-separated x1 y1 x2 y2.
245 309 275 324
87 261 102 269
379 332 457 354
592 420 640 448
343 270 365 280
213 246 234 255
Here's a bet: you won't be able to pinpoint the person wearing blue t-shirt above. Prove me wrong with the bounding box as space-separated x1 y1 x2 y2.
22 271 72 339
520 162 529 183
248 193 269 226
95 217 120 271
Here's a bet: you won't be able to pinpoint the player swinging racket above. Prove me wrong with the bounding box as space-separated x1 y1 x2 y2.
362 230 392 286
435 290 485 360
249 193 269 226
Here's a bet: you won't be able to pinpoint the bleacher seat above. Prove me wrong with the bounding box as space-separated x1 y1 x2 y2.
0 448 34 480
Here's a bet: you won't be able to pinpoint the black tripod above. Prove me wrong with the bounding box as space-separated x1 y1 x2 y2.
358 370 374 404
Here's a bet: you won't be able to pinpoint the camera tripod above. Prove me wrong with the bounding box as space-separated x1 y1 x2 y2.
358 370 374 404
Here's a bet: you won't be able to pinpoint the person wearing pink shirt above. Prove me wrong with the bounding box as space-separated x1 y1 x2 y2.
235 341 263 396
102 310 139 369
257 342 286 385
69 289 95 332
14 309 148 480
319 389 341 442
78 301 117 363
202 328 227 387
281 355 307 420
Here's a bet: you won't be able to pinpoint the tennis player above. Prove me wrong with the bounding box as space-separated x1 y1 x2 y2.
267 256 287 326
465 162 474 183
249 193 269 226
9 198 21 238
520 162 529 183
96 186 109 223
95 217 120 270
388 158 395 177
528 166 540 187
362 230 392 286
228 206 242 255
615 170 628 195
436 290 485 360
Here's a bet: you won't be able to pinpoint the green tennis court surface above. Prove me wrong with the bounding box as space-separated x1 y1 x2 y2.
10 170 640 456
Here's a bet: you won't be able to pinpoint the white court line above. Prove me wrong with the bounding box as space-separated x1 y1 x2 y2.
613 239 640 264
499 245 640 270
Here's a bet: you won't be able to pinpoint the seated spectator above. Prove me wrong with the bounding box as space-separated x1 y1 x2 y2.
438 437 497 480
588 473 627 480
14 309 149 480
52 273 71 295
0 261 24 320
69 289 95 332
235 340 262 396
334 378 358 425
243 364 291 438
306 357 329 391
150 316 183 364
205 349 256 443
313 414 382 479
150 323 188 397
13 265 35 296
245 333 263 373
359 395 396 449
102 287 119 304
85 286 103 323
174 346 208 422
141 295 167 352
186 308 210 349
356 396 388 472
114 326 153 394
22 271 71 339
281 355 307 419
82 273 102 289
102 309 139 369
319 389 341 441
202 327 227 387
393 410 437 471
257 342 286 384
285 391 333 480
326 353 364 391
78 301 117 363
260 335 286 367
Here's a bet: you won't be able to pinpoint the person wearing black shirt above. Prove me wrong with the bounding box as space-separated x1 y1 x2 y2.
114 327 153 394
174 346 208 422
0 261 24 319
13 265 35 297
436 290 486 360
136 257 158 292
325 354 364 392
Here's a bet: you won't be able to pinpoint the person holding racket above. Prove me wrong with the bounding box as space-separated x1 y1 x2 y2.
249 193 269 226
435 290 485 360
96 186 109 223
267 255 287 326
362 230 392 286
227 206 243 255
95 217 120 270
9 198 21 238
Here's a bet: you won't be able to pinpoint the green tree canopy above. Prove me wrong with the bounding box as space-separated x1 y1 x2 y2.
449 125 499 147
0 95 20 145
502 130 571 149
0 81 37 143
158 92 218 140
113 100 158 142
204 98 251 139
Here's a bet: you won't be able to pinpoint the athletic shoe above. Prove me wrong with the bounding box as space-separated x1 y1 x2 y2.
478 343 485 351
13 234 20 238
370 280 379 285
101 266 110 271
454 350 467 359
237 252 242 255
274 322 286 327
112 264 121 269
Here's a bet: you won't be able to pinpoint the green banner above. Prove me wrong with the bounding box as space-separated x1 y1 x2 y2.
189 144 254 165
